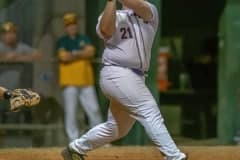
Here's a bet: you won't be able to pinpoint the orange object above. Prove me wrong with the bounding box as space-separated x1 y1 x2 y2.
157 47 171 92
158 80 171 92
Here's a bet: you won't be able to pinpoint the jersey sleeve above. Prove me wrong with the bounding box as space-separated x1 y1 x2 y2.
56 38 68 57
145 2 159 31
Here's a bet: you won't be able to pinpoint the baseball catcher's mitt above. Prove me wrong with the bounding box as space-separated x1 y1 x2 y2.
7 89 41 112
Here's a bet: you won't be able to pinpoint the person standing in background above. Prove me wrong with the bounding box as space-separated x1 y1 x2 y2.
0 21 42 124
0 21 41 94
57 12 103 142
0 21 41 63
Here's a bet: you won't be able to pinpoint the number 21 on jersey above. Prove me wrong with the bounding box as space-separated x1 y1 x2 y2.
120 27 133 39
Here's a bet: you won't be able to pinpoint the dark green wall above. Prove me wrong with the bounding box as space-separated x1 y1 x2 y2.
218 1 240 144
0 0 14 8
162 0 225 61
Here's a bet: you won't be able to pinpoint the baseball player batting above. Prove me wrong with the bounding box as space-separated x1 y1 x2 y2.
62 0 188 160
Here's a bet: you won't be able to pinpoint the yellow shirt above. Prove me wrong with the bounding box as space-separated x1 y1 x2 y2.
59 59 94 87
57 34 94 87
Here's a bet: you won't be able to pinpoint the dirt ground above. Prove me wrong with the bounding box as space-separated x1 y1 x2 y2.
0 146 240 160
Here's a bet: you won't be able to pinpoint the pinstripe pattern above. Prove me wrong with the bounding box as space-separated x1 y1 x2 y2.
127 13 143 70
134 15 148 69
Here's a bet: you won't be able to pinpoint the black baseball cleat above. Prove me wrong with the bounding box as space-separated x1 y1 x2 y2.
61 147 85 160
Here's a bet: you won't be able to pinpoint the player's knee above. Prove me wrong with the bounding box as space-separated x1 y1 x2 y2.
137 102 164 123
143 102 162 115
105 121 119 139
104 121 129 140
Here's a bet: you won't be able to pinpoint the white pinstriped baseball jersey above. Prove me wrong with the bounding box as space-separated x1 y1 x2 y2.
96 2 159 72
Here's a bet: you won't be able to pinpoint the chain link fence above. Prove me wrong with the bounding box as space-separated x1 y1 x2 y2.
0 0 65 147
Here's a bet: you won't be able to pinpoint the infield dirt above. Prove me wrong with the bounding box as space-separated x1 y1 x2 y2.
0 146 240 160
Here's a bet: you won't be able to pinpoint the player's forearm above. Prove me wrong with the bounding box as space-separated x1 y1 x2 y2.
119 0 152 21
0 54 30 63
14 51 42 62
59 46 95 63
0 86 8 100
0 51 41 63
75 46 96 60
100 0 117 39
0 53 17 62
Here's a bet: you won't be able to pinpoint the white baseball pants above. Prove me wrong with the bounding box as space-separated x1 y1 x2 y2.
70 66 185 160
62 86 103 141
